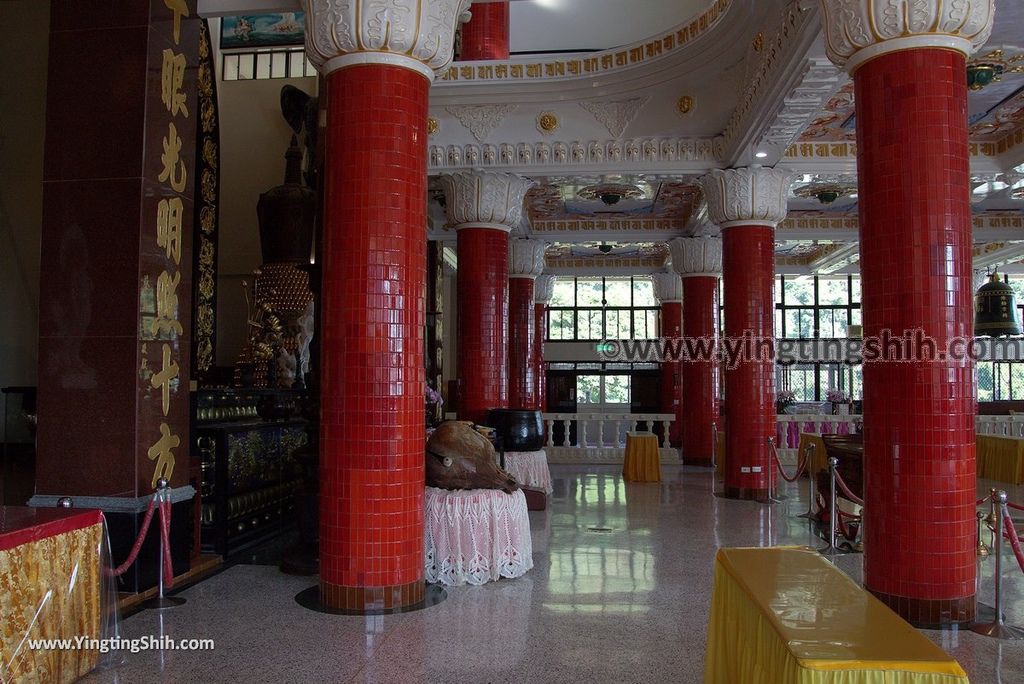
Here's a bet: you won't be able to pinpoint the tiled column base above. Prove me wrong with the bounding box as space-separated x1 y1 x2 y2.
721 225 776 500
855 48 975 627
320 579 425 613
459 0 509 61
870 590 973 630
681 276 719 466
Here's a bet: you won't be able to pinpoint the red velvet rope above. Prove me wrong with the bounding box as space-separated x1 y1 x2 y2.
1007 500 1024 512
103 490 174 586
771 443 807 483
1003 505 1024 574
104 494 158 577
160 495 174 588
833 470 864 506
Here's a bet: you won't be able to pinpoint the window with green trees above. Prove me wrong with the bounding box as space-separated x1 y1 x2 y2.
548 277 660 341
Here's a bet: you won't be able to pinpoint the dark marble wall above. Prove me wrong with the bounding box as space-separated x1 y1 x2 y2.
36 0 199 497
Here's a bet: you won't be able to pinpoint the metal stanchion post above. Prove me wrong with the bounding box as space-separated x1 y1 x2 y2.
971 491 1024 639
710 422 717 470
818 457 851 557
798 443 816 520
978 511 991 557
141 479 185 610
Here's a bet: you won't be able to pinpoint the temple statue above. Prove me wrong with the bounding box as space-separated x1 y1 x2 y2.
234 136 316 389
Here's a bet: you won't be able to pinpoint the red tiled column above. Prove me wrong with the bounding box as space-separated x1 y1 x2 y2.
460 0 510 61
508 278 536 408
439 171 534 424
653 274 683 446
535 275 554 412
819 1 994 627
508 239 545 409
701 168 790 500
670 237 723 466
303 1 467 613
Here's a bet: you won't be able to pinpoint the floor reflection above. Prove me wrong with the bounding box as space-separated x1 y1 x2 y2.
81 465 1024 684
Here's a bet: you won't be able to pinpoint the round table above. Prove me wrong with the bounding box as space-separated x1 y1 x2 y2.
424 487 534 586
503 449 553 494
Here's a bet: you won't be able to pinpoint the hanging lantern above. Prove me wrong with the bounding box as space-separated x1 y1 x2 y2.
974 273 1021 337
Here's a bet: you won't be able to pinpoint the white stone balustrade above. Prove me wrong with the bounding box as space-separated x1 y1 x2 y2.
541 413 676 464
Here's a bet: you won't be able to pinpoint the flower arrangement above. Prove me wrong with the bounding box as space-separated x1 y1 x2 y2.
826 389 849 403
776 390 796 413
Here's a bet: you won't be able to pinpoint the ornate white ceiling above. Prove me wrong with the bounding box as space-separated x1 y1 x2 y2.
204 0 1024 275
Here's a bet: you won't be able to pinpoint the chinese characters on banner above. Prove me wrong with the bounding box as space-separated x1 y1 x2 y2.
145 0 192 489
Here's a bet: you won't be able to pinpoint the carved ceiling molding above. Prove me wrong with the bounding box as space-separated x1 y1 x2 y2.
758 57 845 148
531 218 681 233
428 137 724 170
437 170 535 228
509 239 547 278
669 236 723 277
579 97 650 139
435 0 733 84
444 104 517 142
819 0 995 73
721 0 814 150
545 255 670 271
777 215 860 232
651 272 684 303
700 166 792 228
301 0 472 77
535 275 555 304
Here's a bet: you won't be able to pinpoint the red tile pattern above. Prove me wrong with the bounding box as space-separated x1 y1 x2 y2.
854 49 975 626
660 302 682 445
681 276 720 466
535 304 548 411
509 278 537 409
319 64 428 611
459 1 510 61
722 226 776 499
457 227 510 423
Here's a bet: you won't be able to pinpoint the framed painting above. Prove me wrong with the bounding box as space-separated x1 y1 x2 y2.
220 13 305 49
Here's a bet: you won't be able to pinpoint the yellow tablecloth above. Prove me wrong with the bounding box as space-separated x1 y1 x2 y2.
622 432 661 482
705 547 968 684
976 434 1024 485
1 509 103 684
798 433 828 478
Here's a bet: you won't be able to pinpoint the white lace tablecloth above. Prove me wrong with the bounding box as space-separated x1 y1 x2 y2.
504 449 553 495
424 487 534 586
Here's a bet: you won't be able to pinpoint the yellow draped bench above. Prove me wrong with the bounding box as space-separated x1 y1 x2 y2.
976 434 1024 485
705 547 968 684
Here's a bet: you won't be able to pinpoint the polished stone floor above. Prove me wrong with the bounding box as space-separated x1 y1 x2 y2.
83 465 1024 684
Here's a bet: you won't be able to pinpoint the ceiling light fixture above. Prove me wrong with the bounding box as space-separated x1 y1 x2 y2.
755 151 768 158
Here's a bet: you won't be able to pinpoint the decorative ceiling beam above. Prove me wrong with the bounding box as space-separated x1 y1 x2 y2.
808 241 859 274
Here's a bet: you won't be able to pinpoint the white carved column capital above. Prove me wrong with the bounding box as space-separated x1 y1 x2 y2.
510 239 546 279
438 170 535 232
302 0 473 80
669 237 723 278
699 166 791 229
534 274 555 304
818 0 994 73
652 273 683 304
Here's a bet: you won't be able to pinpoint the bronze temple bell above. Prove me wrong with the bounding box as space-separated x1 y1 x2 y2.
974 272 1021 337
